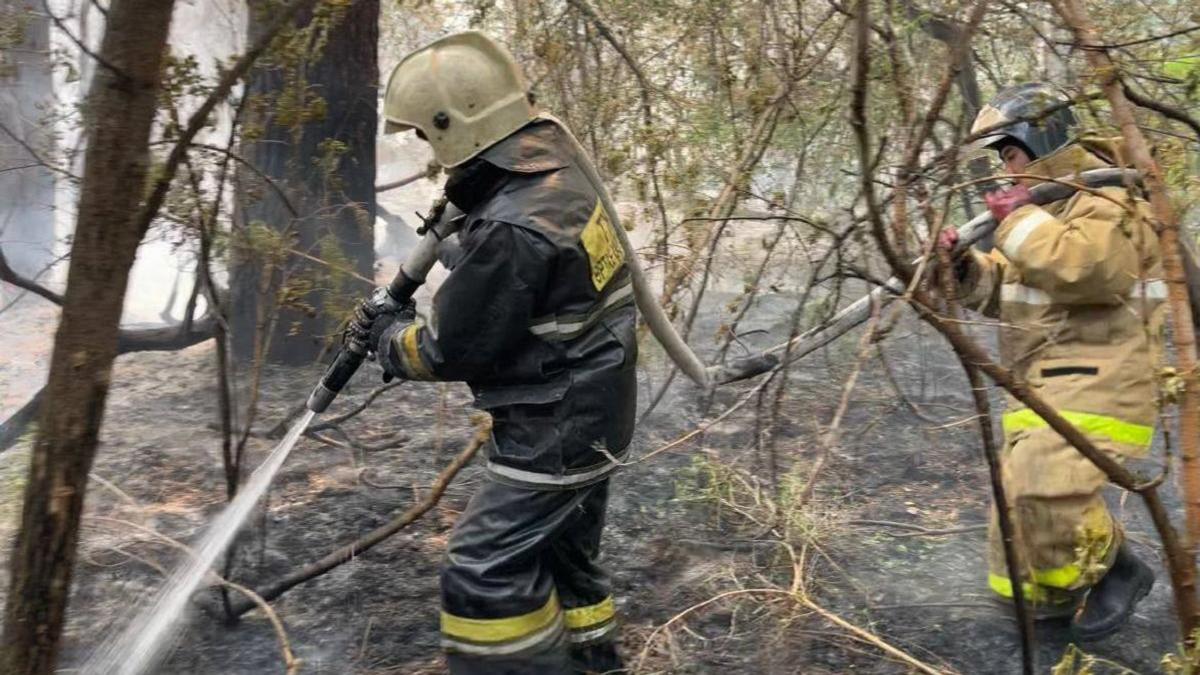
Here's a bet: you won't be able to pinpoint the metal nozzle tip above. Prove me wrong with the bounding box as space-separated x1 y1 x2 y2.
306 384 337 413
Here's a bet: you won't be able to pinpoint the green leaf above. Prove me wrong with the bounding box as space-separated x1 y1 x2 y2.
1164 55 1200 81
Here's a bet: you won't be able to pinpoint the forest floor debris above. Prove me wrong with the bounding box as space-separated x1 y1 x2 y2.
0 309 1180 674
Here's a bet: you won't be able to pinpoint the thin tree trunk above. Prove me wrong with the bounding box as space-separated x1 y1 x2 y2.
0 0 177 670
1052 0 1200 553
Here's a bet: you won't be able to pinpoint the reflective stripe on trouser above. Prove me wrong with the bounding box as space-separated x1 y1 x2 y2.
441 477 617 666
986 422 1129 607
564 595 617 645
486 444 630 490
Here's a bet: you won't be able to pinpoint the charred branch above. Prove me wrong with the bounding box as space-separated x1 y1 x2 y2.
228 419 490 617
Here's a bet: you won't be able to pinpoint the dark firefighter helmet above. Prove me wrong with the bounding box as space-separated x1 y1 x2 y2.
970 82 1077 159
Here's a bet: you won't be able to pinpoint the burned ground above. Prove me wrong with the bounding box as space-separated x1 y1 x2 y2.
0 296 1181 674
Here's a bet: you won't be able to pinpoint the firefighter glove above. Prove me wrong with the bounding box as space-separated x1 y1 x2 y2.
368 293 417 382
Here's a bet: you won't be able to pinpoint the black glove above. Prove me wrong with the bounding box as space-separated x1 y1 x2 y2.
345 287 414 352
369 297 416 356
352 288 416 382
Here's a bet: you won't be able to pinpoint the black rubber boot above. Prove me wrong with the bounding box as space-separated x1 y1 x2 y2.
446 630 572 675
447 647 572 675
1072 544 1155 641
569 641 625 674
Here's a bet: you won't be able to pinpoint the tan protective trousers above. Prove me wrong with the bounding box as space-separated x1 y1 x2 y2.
987 424 1126 610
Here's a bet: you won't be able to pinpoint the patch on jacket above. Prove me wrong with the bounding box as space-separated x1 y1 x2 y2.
581 199 625 291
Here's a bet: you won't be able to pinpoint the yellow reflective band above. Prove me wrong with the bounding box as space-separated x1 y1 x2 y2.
988 574 1047 602
399 324 435 381
988 562 1082 602
441 593 561 644
1001 408 1154 448
1033 564 1082 589
564 596 615 630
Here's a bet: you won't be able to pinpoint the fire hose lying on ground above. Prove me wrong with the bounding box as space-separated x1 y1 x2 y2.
307 142 1196 414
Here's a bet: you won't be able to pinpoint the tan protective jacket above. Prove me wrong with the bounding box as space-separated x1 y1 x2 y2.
962 137 1166 459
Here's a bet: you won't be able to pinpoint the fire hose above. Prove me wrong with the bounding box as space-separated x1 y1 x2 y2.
308 147 1184 414
306 200 465 413
753 167 1159 372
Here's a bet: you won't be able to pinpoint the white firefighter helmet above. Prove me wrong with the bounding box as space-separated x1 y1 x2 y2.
383 31 536 168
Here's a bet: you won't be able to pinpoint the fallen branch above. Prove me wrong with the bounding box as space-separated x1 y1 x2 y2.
790 542 952 675
0 315 215 452
309 382 403 433
800 591 948 674
847 519 987 537
634 587 796 671
633 538 953 675
218 578 300 674
229 418 491 616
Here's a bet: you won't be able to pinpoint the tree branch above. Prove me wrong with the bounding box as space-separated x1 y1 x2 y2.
0 247 64 305
228 419 490 616
131 0 319 238
1122 84 1200 142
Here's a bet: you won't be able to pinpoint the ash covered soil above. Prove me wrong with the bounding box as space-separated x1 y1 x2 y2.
0 306 1181 674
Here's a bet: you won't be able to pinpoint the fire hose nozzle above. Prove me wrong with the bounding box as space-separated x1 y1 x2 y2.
305 339 368 413
306 382 338 413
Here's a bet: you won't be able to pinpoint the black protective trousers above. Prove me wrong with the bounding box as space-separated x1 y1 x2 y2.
440 477 623 674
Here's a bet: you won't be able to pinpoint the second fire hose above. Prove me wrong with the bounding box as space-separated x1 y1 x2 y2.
309 144 1176 415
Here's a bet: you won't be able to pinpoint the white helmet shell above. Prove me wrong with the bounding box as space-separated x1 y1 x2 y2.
383 31 537 168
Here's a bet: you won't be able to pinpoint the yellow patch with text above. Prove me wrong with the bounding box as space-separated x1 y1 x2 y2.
580 200 625 291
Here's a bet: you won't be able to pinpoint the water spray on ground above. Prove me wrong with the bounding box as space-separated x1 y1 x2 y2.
81 409 317 675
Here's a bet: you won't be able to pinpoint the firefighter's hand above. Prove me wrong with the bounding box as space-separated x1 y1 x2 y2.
344 298 378 348
367 296 416 355
345 288 411 349
935 227 974 282
368 294 417 383
936 227 959 253
984 184 1033 223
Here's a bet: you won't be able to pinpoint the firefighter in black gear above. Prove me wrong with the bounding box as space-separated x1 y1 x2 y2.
364 32 635 674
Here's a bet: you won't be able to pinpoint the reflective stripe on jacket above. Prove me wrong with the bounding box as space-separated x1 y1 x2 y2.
960 137 1166 456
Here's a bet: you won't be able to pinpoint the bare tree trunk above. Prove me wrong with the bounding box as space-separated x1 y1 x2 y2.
0 0 177 670
1053 0 1200 554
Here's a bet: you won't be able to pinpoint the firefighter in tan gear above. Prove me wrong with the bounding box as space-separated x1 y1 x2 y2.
938 83 1162 639
360 32 634 674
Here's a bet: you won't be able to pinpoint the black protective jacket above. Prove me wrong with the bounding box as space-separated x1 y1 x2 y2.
386 120 638 488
